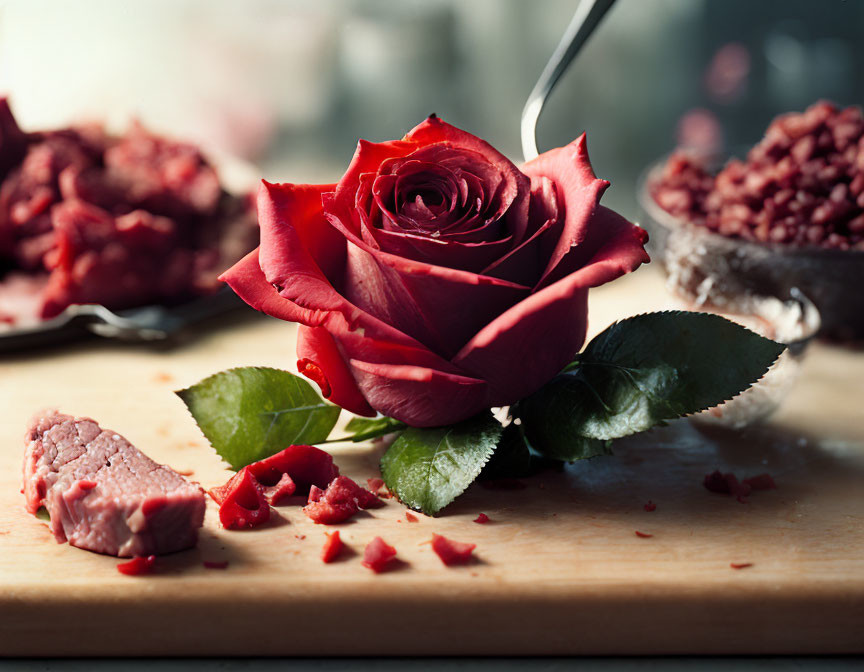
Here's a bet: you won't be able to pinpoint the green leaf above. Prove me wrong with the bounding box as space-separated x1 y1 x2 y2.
35 507 50 522
176 367 341 469
380 413 503 516
519 311 786 457
343 416 406 442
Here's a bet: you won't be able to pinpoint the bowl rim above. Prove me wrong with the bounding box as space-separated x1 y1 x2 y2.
636 154 864 260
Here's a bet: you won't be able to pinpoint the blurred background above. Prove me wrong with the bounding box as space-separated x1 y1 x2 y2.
2 0 862 220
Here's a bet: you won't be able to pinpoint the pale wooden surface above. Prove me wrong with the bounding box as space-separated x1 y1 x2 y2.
0 268 862 656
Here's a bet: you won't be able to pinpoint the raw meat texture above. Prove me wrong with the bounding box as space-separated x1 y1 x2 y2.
208 466 270 530
23 411 205 557
0 98 257 324
246 445 339 494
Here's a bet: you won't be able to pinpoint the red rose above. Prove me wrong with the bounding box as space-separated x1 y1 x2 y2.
222 116 649 427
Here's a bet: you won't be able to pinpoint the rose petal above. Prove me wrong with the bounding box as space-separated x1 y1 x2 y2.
373 227 512 274
297 325 375 417
521 134 612 288
404 115 530 246
453 206 649 405
348 359 488 427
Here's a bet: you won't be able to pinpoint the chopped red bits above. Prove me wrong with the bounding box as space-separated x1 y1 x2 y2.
473 513 490 524
730 562 754 570
742 473 777 490
117 555 156 576
303 476 381 525
431 534 476 566
246 445 338 494
644 501 657 512
362 536 397 573
634 531 654 538
405 511 419 522
367 477 385 491
209 467 270 530
321 530 344 563
203 560 229 570
260 472 296 506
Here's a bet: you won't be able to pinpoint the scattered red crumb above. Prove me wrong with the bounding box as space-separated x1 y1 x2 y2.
321 530 344 563
117 555 156 576
730 562 754 570
480 478 527 490
203 560 229 570
208 467 270 530
261 472 296 506
644 501 657 512
152 372 174 383
362 536 397 573
703 470 751 501
742 473 777 491
295 534 306 540
405 511 419 523
367 477 385 491
174 469 195 477
431 534 476 566
304 476 381 525
634 531 654 538
473 513 490 524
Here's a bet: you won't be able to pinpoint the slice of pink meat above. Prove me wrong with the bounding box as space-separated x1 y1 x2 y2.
23 410 205 557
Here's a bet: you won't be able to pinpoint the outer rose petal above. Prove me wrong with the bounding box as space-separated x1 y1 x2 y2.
521 134 611 288
453 206 649 406
347 360 488 427
297 325 375 417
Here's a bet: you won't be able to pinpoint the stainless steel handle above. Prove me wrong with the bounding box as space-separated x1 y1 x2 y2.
521 0 617 162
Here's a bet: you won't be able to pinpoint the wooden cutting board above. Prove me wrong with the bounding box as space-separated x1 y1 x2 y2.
1 268 862 657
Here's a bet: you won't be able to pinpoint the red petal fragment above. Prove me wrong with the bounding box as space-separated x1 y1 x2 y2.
644 501 657 512
473 513 490 524
431 533 476 566
730 562 754 570
296 357 332 398
304 476 379 525
367 477 385 492
742 473 777 490
117 555 156 576
634 531 654 538
362 536 397 573
405 511 419 523
321 530 344 563
246 445 339 494
203 560 229 570
215 467 270 530
262 472 296 506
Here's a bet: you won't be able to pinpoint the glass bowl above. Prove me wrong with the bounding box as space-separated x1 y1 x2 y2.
664 289 820 429
638 157 864 342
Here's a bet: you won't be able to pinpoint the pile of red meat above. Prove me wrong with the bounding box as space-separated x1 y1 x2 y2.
0 98 256 324
652 101 864 250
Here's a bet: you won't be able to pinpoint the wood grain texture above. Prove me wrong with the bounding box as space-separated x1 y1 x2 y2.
1 268 862 656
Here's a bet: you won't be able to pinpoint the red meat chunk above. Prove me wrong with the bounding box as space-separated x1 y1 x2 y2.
431 534 476 566
260 473 296 506
246 445 338 494
320 530 344 563
362 537 397 573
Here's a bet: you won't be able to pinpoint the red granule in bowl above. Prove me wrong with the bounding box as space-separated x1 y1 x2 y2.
362 537 397 573
117 555 156 576
321 530 344 563
652 101 864 250
431 534 476 566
